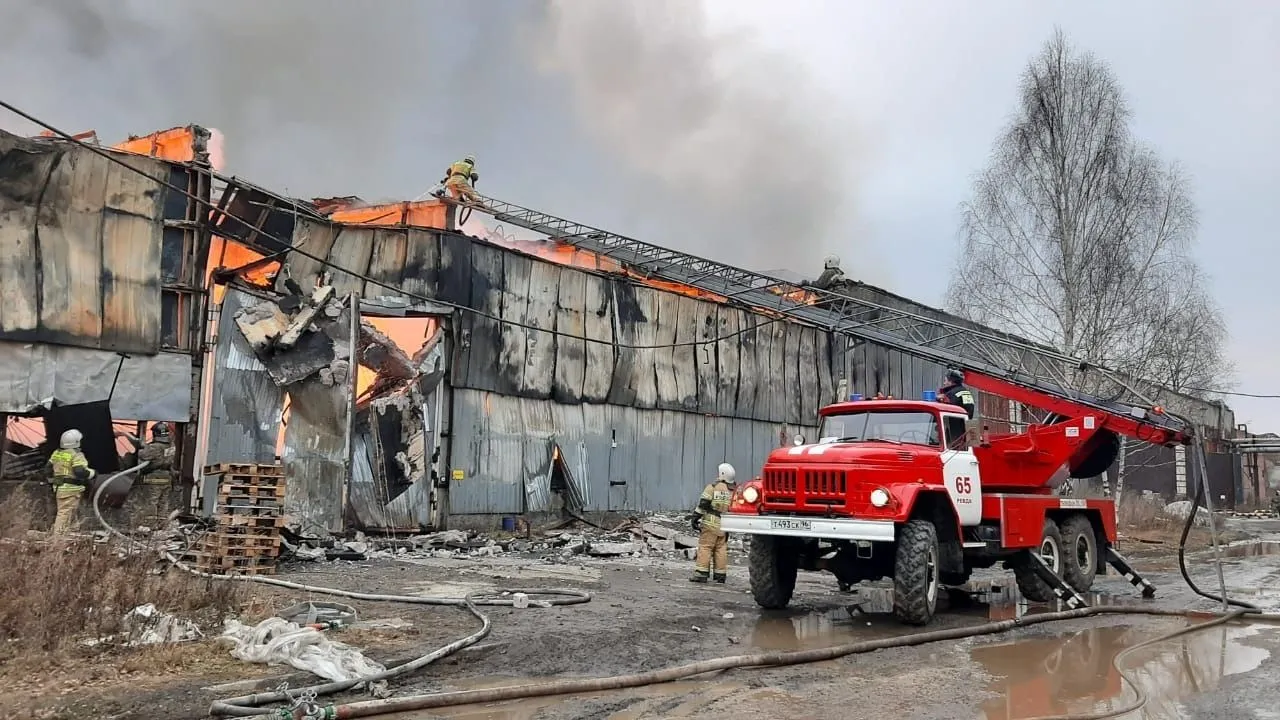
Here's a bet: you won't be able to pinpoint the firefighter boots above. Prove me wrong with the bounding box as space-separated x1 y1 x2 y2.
712 572 726 583
689 570 710 583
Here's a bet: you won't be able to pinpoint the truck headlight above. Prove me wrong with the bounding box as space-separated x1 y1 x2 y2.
870 488 891 508
742 486 760 504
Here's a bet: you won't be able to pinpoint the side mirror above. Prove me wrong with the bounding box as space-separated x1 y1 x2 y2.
793 434 806 446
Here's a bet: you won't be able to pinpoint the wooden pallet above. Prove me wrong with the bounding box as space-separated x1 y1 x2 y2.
193 557 277 576
218 475 285 490
217 504 283 518
219 485 286 501
218 514 286 529
205 463 285 478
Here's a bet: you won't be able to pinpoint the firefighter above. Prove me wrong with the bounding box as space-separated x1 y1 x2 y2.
441 155 481 205
810 255 847 290
46 429 96 535
939 369 977 419
118 422 176 478
689 462 737 583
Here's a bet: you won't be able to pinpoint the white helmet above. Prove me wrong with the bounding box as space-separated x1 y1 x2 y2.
823 254 841 270
717 463 736 484
464 154 476 164
60 429 82 449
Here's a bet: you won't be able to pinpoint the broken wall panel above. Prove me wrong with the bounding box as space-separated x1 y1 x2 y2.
280 220 339 293
280 301 354 536
0 339 192 419
714 307 741 418
496 252 532 397
651 292 680 411
670 296 699 411
0 130 168 354
204 290 284 463
552 267 587 404
580 274 615 404
446 389 814 517
399 229 440 300
324 226 376 297
522 262 559 400
363 228 408 301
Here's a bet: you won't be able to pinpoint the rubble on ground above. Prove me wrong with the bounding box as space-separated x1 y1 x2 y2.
1163 500 1212 527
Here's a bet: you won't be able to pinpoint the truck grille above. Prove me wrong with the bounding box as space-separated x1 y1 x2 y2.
763 467 847 506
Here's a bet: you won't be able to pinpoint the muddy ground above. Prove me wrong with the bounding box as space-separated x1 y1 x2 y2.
9 519 1280 720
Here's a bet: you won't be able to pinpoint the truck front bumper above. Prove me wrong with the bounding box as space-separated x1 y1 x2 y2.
720 513 896 543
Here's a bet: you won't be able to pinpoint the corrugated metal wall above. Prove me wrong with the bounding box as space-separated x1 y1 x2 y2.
448 389 814 515
0 131 169 354
204 289 284 465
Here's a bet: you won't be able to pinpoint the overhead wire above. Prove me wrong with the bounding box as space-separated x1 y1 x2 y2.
0 98 793 351
10 99 1276 407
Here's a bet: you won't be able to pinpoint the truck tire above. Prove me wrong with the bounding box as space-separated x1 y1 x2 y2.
749 535 798 609
1014 519 1064 603
1060 514 1098 593
893 520 941 625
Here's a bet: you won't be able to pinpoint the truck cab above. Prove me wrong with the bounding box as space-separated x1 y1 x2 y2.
722 396 1124 625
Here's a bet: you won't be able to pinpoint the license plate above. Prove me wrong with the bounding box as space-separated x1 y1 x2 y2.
770 518 813 531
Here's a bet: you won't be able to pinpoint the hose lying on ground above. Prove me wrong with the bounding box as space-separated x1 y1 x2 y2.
260 606 1278 720
92 465 1278 720
89 467 591 718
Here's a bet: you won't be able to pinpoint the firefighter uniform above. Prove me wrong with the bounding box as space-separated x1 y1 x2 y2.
940 369 977 419
443 156 480 204
47 429 96 535
690 463 736 583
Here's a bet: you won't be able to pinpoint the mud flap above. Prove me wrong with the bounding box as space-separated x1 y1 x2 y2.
1105 547 1157 598
1026 550 1089 609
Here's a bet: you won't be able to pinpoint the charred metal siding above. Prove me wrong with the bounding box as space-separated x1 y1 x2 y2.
204 289 285 465
0 131 169 354
447 389 814 515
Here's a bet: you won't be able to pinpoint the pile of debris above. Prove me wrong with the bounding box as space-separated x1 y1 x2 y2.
272 514 746 566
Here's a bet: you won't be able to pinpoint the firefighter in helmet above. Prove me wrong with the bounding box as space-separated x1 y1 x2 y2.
46 429 96 535
939 369 977 419
441 155 481 205
689 462 737 583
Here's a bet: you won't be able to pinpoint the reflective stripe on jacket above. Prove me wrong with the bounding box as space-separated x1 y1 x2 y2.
49 448 92 495
696 481 734 532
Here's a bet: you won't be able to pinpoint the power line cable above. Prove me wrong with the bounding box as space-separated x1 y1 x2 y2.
0 99 793 351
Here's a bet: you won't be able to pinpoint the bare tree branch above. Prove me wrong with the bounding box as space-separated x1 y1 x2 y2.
947 29 1230 399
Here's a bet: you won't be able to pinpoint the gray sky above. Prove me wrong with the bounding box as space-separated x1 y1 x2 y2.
1 0 1275 431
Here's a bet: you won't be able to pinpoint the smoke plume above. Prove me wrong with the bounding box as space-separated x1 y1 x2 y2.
532 1 859 273
0 0 862 275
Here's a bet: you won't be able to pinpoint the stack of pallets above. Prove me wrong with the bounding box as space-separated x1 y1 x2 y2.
190 463 286 576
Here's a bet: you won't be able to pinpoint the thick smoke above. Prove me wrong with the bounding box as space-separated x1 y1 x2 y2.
533 1 858 273
0 0 861 276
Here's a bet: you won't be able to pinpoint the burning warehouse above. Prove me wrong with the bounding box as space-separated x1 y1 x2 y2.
0 124 1244 536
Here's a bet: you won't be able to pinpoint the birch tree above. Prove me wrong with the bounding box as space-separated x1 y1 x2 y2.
947 30 1231 397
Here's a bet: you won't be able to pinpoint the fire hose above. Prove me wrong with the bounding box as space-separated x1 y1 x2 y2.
91 464 1277 720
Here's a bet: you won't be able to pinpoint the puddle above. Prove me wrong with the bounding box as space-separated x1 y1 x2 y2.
1218 541 1280 559
972 620 1276 719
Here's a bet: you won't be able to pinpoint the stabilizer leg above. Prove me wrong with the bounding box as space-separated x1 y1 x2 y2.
1027 550 1090 609
1106 546 1157 598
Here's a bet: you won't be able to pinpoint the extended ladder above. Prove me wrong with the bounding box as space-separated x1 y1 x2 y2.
462 193 1189 438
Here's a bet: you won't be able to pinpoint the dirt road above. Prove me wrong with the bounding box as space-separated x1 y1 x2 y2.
20 519 1280 720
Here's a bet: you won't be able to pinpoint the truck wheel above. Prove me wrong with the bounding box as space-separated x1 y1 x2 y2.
1014 519 1063 603
749 536 798 609
1060 514 1098 593
893 520 941 625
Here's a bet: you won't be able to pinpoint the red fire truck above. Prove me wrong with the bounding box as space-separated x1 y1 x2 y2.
721 370 1179 625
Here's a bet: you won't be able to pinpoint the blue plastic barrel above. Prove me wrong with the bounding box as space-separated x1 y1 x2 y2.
502 516 516 532
922 390 938 402
850 393 864 401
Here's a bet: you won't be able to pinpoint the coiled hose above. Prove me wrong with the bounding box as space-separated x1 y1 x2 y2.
89 466 591 718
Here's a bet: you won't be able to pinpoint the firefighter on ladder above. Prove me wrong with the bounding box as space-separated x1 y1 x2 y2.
46 429 96 535
441 155 481 206
689 463 737 583
939 369 977 419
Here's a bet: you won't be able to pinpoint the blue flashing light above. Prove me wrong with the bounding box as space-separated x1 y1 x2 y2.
849 393 864 401
922 390 938 402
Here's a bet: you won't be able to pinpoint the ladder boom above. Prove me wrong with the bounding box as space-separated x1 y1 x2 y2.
460 194 1192 445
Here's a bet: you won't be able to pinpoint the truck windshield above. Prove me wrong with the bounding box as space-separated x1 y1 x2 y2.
818 411 940 447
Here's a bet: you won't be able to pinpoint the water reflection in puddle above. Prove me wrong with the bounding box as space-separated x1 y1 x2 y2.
972 621 1275 719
